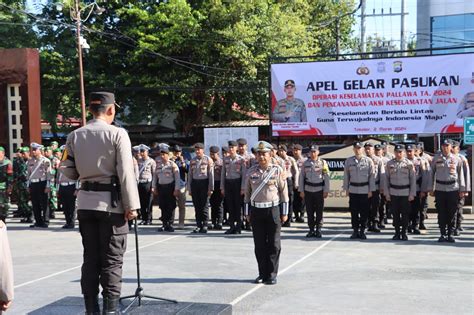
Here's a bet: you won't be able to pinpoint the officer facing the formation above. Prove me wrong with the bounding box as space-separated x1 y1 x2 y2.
364 142 384 233
451 141 471 235
59 91 140 314
298 145 329 238
137 144 156 225
384 145 416 241
0 147 13 223
277 144 299 227
430 139 465 243
152 146 180 232
343 142 375 240
244 141 288 285
221 141 246 234
171 145 188 229
209 146 224 230
405 144 430 234
188 143 214 233
292 144 306 223
28 142 52 228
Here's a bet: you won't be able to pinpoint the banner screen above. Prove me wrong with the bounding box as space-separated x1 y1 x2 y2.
271 53 474 136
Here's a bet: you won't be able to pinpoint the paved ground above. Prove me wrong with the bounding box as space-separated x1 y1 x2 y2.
4 205 474 314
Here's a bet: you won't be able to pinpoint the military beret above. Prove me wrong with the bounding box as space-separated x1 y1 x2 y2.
278 144 287 152
89 91 119 107
228 140 238 147
53 148 61 153
293 144 303 150
271 143 278 150
0 146 4 152
237 138 247 145
50 141 59 146
172 145 182 152
30 142 44 150
353 142 363 148
310 144 319 151
45 146 52 151
222 146 229 153
160 147 170 154
20 147 30 153
364 142 373 147
194 143 204 149
284 79 295 87
209 146 219 154
132 145 140 152
405 144 415 151
394 144 405 151
254 141 272 153
374 144 382 150
441 139 452 146
451 140 460 147
139 144 151 151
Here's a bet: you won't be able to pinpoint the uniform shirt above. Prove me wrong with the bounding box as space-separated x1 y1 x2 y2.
294 155 307 170
384 151 395 160
419 153 433 164
133 157 139 182
220 155 246 190
213 158 223 183
27 155 52 187
239 151 256 168
384 158 417 197
0 158 13 190
272 98 307 122
281 155 299 187
407 156 431 192
367 154 385 191
271 155 285 169
244 164 289 214
60 119 140 214
188 155 214 192
298 158 330 193
152 159 180 190
455 153 471 192
431 153 466 192
137 157 157 183
57 170 78 186
343 155 375 194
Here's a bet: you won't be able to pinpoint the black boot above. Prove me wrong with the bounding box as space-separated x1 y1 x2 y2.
438 228 447 242
84 295 100 315
102 295 120 315
350 229 358 239
372 222 381 233
447 228 455 243
314 228 322 238
359 228 367 240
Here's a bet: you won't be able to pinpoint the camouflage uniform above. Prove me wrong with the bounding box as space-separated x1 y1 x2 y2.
49 156 60 218
0 156 13 222
17 157 32 221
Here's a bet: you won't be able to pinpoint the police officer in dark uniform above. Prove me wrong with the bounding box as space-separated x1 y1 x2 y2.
60 92 140 314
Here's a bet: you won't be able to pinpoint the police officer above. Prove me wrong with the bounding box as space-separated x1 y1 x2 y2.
209 146 224 230
343 142 375 239
452 141 471 235
28 142 52 228
244 141 289 285
364 142 384 233
375 144 391 225
59 91 140 314
221 141 246 234
237 138 255 167
272 80 307 123
221 146 230 225
171 145 188 229
417 142 432 226
57 159 78 229
137 144 156 225
17 147 33 223
277 144 299 227
405 144 430 234
292 144 306 223
153 146 180 232
188 143 214 233
270 144 285 168
381 141 395 160
299 145 329 238
0 147 13 223
384 145 416 241
430 139 466 243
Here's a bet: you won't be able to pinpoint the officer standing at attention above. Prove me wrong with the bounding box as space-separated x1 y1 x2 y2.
188 143 214 233
375 144 391 225
364 142 384 233
152 146 180 232
28 142 52 228
298 145 329 238
451 141 470 235
59 92 140 314
244 141 288 285
137 144 156 225
429 139 465 243
277 145 299 227
343 142 375 240
292 144 306 223
171 145 188 229
221 141 246 234
17 147 33 223
0 147 13 223
384 144 416 241
209 146 224 230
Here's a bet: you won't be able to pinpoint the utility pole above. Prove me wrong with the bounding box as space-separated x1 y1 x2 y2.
74 0 87 127
360 0 366 53
400 0 407 53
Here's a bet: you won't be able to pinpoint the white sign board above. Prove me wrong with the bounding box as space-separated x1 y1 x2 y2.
204 127 259 154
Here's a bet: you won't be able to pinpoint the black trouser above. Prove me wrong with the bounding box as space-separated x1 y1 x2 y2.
210 181 223 225
78 210 128 298
224 178 242 230
409 192 422 228
286 178 294 220
157 182 176 226
250 206 281 281
349 193 369 230
304 190 324 231
59 184 77 227
455 196 465 229
30 181 49 226
293 187 305 219
191 179 209 228
368 190 380 226
391 195 410 233
435 190 459 235
138 182 153 222
378 194 387 222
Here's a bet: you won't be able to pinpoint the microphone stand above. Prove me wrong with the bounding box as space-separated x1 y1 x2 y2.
120 218 177 313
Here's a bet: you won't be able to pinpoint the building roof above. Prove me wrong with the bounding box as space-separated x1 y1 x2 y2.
198 120 270 128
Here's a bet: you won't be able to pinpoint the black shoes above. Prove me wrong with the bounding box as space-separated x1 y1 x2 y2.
413 229 421 235
225 228 234 234
314 230 322 238
103 295 120 315
453 229 460 236
401 233 408 241
392 233 401 240
30 223 48 228
419 223 427 230
84 294 100 315
350 230 359 239
295 217 305 223
359 230 367 240
306 231 315 238
438 235 446 242
214 224 223 230
62 224 74 229
21 218 33 223
199 227 208 233
264 278 277 285
447 235 455 243
253 276 264 284
282 222 291 227
378 223 385 229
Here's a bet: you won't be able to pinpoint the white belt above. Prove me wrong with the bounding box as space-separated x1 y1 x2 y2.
138 180 152 184
30 178 46 183
60 182 76 186
251 200 280 208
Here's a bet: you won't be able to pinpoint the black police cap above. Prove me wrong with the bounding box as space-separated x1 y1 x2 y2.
293 144 303 150
394 144 405 151
310 145 319 151
172 145 182 152
278 144 287 152
209 146 219 153
441 139 452 146
284 79 295 87
90 91 119 107
228 140 238 147
353 142 363 148
194 143 204 149
406 144 415 151
236 138 247 145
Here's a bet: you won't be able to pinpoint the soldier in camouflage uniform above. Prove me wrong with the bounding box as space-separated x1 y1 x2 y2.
46 147 60 219
17 147 33 223
0 147 13 223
